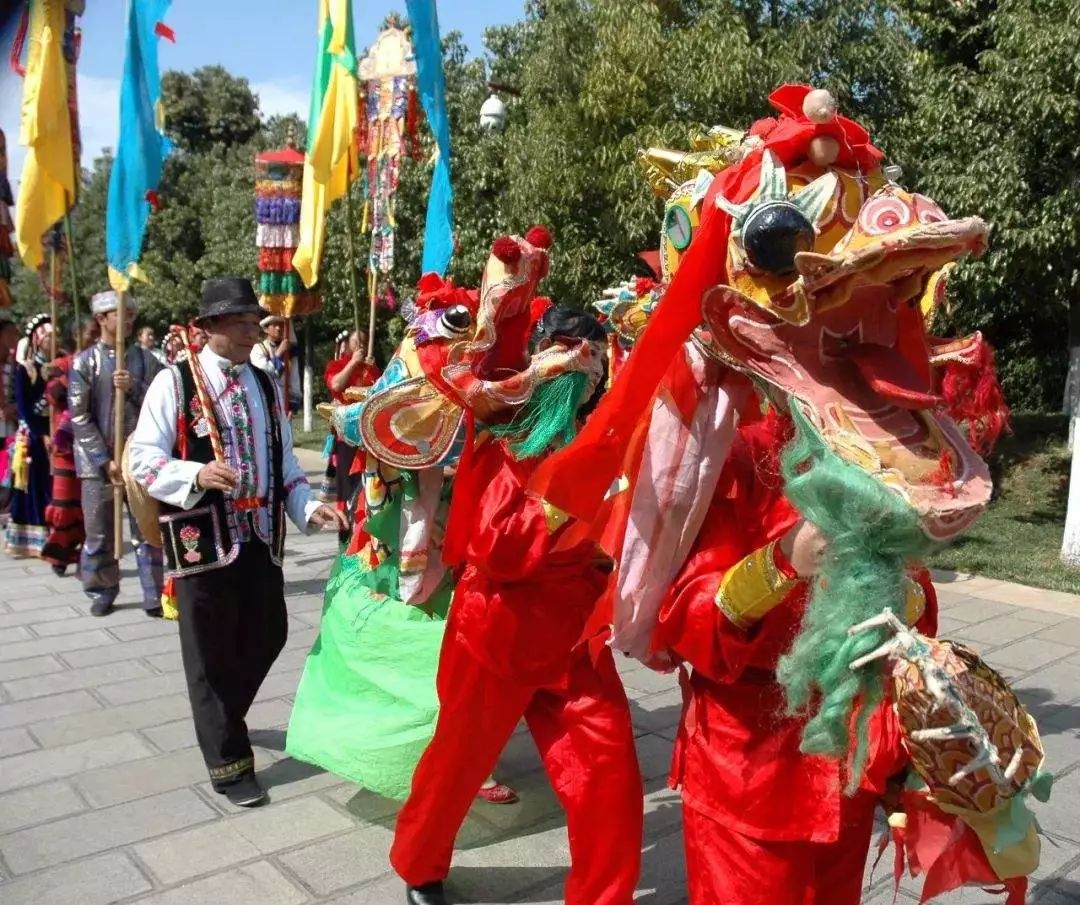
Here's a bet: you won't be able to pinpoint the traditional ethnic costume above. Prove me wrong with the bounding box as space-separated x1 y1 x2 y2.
41 354 84 572
69 291 163 614
320 335 381 541
528 86 1045 904
250 314 300 412
4 314 53 557
390 306 642 905
129 277 322 803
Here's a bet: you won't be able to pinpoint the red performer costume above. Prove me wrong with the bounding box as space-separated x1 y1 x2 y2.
655 404 938 904
390 309 643 905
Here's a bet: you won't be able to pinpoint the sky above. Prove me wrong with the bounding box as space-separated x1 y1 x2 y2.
0 0 524 191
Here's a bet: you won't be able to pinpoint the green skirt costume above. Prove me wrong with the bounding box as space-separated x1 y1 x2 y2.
286 464 453 801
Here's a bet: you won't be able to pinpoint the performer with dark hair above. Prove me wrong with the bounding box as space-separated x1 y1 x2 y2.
4 314 53 557
70 291 163 615
129 276 347 807
390 306 642 905
41 319 98 575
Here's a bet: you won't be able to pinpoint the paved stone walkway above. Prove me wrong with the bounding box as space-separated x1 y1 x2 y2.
0 465 1078 903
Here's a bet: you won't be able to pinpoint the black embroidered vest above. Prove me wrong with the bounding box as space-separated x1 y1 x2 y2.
158 359 286 577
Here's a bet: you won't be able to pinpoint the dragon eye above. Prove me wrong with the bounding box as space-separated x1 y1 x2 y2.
741 201 815 275
441 305 472 335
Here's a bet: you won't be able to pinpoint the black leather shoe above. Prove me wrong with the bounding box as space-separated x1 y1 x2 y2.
89 599 114 617
144 606 164 618
406 882 448 905
219 774 268 807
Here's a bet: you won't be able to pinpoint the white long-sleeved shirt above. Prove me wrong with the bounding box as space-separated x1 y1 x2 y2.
128 344 320 536
250 339 301 402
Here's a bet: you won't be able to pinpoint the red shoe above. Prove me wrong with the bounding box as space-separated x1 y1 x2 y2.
475 781 519 804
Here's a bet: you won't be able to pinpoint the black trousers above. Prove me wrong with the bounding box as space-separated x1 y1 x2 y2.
176 539 287 787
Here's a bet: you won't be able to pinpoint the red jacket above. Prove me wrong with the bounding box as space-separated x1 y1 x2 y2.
448 438 611 686
655 414 938 843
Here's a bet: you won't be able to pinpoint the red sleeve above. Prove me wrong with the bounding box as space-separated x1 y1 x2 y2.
361 363 382 387
463 440 572 583
655 413 805 684
324 358 346 396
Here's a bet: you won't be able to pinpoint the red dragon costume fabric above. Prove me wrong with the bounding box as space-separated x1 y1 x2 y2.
535 85 1049 904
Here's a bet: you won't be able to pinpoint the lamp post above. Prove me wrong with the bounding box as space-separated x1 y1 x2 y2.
479 81 518 132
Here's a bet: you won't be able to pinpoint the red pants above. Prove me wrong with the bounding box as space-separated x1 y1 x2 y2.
390 640 643 904
683 790 878 905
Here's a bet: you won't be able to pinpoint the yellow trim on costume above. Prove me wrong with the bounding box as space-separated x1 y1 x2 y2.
715 540 799 630
542 500 571 533
904 576 927 626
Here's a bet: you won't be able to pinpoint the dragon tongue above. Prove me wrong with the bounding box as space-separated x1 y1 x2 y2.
849 343 940 410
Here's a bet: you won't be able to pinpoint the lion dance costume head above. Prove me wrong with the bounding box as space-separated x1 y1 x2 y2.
538 85 1045 903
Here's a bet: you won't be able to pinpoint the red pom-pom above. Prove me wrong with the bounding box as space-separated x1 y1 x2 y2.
525 225 553 249
491 236 522 264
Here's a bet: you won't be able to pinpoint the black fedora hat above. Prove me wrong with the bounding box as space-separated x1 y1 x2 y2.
194 277 262 324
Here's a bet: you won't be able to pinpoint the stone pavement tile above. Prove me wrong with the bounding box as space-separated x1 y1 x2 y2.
952 614 1048 649
315 874 404 905
248 757 349 805
1039 726 1080 775
0 851 152 905
0 726 36 756
0 604 79 630
1013 656 1080 711
2 658 154 701
987 637 1077 674
72 746 214 807
634 827 689 905
135 820 261 885
1035 866 1080 905
287 593 325 614
96 670 187 706
450 818 571 902
59 632 178 668
30 692 191 748
1036 618 1080 648
0 787 215 874
935 615 972 635
461 771 562 839
1032 832 1080 880
0 626 32 644
130 860 308 905
0 730 155 793
0 628 114 663
1030 767 1080 845
643 778 683 840
622 667 680 696
636 731 675 782
322 784 401 825
939 598 1016 624
255 667 305 701
107 618 179 642
0 653 64 681
29 607 150 638
0 688 100 730
278 824 394 897
143 648 184 674
0 780 86 833
283 628 319 654
0 584 52 605
227 796 354 853
631 687 682 739
494 726 543 780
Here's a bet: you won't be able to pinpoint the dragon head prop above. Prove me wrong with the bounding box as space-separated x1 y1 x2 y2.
333 228 602 469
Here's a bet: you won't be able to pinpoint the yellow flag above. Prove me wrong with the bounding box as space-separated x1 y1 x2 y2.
292 0 359 288
14 0 76 270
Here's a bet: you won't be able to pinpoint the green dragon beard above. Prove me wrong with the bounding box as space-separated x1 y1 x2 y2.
776 403 939 792
488 370 588 460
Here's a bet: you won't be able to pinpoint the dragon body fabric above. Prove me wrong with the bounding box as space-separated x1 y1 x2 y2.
544 85 1044 903
286 228 601 799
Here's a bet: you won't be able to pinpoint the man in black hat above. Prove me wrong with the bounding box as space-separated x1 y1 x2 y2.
128 277 347 807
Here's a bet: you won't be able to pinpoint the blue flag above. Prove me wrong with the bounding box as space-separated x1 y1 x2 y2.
405 0 453 276
105 0 173 289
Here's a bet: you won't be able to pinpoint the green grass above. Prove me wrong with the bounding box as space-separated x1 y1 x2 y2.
291 416 332 452
929 415 1080 593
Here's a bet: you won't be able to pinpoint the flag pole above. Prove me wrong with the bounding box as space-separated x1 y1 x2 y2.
64 215 81 349
113 289 126 553
49 244 58 360
343 177 364 345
